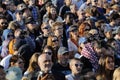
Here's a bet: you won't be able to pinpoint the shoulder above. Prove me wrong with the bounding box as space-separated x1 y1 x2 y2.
65 74 74 80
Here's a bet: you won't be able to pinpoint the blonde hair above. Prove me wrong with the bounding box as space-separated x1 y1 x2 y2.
27 53 40 72
113 67 120 80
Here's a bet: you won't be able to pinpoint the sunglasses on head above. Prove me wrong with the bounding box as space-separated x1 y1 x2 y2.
75 63 83 67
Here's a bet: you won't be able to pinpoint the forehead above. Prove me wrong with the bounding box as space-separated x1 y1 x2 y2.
38 54 51 62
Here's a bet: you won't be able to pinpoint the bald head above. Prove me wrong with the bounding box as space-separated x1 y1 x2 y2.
38 54 53 73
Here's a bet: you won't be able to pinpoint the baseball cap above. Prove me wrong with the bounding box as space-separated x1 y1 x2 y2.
58 47 69 55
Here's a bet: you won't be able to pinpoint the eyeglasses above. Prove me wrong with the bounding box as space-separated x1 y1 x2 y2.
75 63 83 67
52 39 58 42
44 52 52 55
1 22 8 25
43 26 50 30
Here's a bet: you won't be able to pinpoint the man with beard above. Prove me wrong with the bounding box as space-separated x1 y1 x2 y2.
36 53 65 80
52 47 71 76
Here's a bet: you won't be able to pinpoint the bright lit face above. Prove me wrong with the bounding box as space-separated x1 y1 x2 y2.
54 25 63 37
70 60 83 74
38 54 53 73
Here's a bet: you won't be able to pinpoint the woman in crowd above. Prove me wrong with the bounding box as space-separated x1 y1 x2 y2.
68 25 79 58
78 22 91 37
113 67 120 80
47 35 60 63
24 53 40 80
96 55 115 80
9 55 25 72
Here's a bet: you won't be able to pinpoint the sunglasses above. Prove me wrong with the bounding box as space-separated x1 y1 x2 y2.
52 39 58 42
43 26 50 30
1 22 8 25
75 63 83 67
44 52 52 55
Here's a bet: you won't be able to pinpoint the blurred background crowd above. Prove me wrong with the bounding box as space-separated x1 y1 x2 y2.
0 0 120 80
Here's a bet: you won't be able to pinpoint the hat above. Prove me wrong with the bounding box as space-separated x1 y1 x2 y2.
68 25 77 32
24 17 34 24
58 47 69 55
17 3 26 11
14 38 26 50
78 37 87 45
6 67 22 80
103 25 112 33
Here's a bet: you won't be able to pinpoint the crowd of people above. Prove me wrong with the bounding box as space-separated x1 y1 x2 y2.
0 0 120 80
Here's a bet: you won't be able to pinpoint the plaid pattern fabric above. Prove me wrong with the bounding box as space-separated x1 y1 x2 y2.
31 6 38 21
81 43 99 71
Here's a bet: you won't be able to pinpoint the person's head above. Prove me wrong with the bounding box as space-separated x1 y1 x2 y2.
57 47 69 67
89 29 99 40
2 29 14 41
107 39 119 51
41 22 51 36
91 0 98 6
113 67 120 80
27 53 40 71
28 0 36 6
45 2 53 13
25 17 36 32
0 65 6 80
9 55 25 71
69 25 78 39
6 66 22 80
70 4 77 13
69 58 83 75
42 45 53 56
8 21 20 32
38 53 53 73
52 22 63 37
78 22 91 37
77 10 86 20
0 4 6 13
64 12 75 25
103 24 113 39
92 40 103 57
64 0 72 6
15 10 23 21
0 16 8 30
47 35 59 48
99 55 115 71
49 6 57 15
